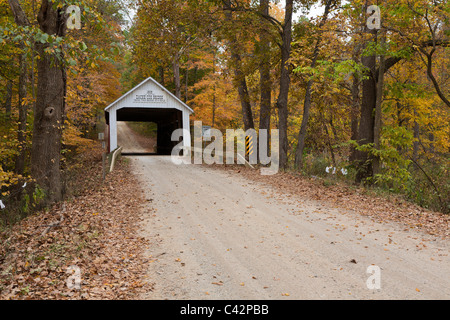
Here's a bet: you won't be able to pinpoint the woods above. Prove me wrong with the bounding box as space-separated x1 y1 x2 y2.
1 0 450 303
0 0 449 224
1 0 123 221
128 0 449 213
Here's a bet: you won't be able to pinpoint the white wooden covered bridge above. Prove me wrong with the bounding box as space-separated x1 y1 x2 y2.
104 77 193 154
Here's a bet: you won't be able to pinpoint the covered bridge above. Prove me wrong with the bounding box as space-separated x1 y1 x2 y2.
104 77 193 155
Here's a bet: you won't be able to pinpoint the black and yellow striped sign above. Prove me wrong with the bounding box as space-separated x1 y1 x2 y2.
246 136 254 157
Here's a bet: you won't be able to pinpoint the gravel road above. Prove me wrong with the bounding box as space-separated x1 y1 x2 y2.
117 122 155 154
129 156 450 300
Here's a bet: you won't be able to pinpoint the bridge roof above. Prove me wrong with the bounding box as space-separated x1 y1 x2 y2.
104 76 194 114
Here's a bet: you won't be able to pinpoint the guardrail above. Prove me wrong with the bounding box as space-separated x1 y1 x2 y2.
109 146 123 173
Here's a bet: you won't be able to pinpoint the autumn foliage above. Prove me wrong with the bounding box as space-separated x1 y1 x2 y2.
1 0 449 222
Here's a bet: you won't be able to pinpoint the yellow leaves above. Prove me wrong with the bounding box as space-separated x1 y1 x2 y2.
0 168 25 191
62 121 94 152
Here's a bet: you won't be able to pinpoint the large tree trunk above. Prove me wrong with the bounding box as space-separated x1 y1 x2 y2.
276 0 293 170
236 67 254 130
30 0 67 204
355 48 377 183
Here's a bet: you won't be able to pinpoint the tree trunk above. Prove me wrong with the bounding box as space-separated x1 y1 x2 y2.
223 0 254 131
14 50 28 177
412 109 419 162
236 68 255 131
276 0 294 170
212 51 216 127
322 114 336 167
294 0 333 169
294 79 312 169
372 34 386 177
355 50 377 183
259 0 271 134
159 65 165 86
212 86 216 128
185 66 189 103
173 56 181 99
4 79 13 117
349 73 360 162
31 0 67 204
422 49 450 108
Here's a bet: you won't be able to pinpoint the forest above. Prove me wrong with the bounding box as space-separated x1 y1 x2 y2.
0 0 449 225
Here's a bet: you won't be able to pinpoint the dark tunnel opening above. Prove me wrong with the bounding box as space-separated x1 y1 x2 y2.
106 108 183 155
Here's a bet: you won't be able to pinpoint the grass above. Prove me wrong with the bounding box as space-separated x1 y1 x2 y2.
126 122 157 138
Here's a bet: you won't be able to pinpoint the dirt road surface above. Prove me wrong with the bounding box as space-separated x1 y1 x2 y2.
128 156 449 300
117 122 155 154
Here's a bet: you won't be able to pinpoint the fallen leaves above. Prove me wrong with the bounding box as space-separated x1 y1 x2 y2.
0 150 152 300
213 165 449 240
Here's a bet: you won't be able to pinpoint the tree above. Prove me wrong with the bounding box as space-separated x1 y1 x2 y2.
275 0 293 170
7 0 67 203
133 0 211 100
258 0 272 135
222 0 255 131
294 0 335 170
354 0 449 183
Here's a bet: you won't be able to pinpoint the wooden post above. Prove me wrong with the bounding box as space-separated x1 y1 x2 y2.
99 133 106 181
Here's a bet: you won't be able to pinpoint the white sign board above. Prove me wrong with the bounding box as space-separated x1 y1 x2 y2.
202 126 212 139
133 90 166 104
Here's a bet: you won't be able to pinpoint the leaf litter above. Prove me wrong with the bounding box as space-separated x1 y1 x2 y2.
211 164 449 240
0 148 153 300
